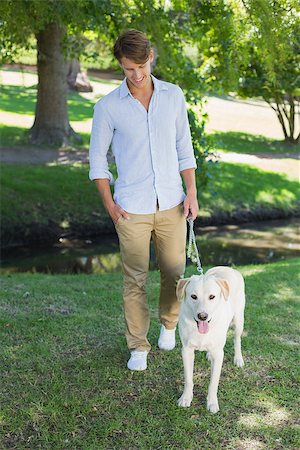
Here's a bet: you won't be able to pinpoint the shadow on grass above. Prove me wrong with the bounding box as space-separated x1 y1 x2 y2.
210 131 299 156
0 84 95 121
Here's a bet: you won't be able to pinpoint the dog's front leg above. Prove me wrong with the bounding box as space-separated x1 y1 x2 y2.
178 346 194 407
207 349 224 413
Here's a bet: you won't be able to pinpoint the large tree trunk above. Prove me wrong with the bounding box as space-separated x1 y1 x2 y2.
29 22 81 146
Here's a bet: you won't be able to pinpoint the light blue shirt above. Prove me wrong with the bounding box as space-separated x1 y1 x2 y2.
89 74 197 214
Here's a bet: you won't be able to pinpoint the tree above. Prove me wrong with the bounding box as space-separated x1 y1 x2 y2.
238 0 300 144
0 0 114 146
172 0 299 144
0 0 213 184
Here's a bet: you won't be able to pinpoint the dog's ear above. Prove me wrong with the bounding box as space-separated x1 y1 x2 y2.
176 277 190 302
215 278 230 301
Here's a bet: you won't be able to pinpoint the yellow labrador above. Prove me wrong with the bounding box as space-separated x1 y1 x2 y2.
176 266 245 413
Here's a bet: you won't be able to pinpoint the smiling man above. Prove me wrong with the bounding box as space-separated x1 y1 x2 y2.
89 29 198 371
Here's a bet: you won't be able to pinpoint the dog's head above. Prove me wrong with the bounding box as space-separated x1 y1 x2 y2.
176 274 230 334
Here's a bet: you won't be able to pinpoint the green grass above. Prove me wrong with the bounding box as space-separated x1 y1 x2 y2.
1 258 299 448
1 161 299 245
0 125 31 148
201 162 299 218
0 84 96 121
210 131 299 154
0 124 91 149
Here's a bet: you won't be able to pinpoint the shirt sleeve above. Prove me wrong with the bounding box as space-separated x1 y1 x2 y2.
175 88 197 172
89 100 114 183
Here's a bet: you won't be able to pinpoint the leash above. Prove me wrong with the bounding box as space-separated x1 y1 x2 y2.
187 218 203 274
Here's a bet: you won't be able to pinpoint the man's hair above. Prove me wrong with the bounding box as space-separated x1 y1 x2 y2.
113 29 151 63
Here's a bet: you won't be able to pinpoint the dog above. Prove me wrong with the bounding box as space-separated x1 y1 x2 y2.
176 266 245 413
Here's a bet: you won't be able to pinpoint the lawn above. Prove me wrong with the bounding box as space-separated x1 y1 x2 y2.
1 258 299 449
209 131 298 155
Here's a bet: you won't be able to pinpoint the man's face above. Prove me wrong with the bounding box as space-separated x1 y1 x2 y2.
120 50 154 91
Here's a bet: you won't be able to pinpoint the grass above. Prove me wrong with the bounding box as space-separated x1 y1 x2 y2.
210 131 299 154
0 84 96 122
1 161 299 246
0 125 91 149
201 162 299 217
1 258 299 448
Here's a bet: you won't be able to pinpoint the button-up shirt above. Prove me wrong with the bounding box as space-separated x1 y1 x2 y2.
89 74 197 214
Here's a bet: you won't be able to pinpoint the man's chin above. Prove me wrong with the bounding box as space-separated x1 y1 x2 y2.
131 76 150 88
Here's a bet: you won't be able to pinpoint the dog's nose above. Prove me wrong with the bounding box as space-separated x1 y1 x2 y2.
198 312 208 321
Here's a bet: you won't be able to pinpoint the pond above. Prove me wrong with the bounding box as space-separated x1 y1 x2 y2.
1 219 299 274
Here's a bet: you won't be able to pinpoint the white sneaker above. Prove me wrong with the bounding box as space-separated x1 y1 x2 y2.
158 325 176 351
127 350 148 371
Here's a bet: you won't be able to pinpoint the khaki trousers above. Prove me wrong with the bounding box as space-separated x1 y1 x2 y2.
115 203 187 352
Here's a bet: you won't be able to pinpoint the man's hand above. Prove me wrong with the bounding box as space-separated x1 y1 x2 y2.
180 168 199 221
183 193 199 221
94 179 130 224
107 202 130 224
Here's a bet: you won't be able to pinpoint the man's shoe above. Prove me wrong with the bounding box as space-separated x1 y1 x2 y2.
127 350 148 371
158 325 176 350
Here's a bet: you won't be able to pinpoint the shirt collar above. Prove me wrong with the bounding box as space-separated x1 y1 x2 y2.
119 74 168 99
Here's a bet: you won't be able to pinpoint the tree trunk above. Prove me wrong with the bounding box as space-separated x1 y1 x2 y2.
29 22 81 146
67 59 93 92
264 94 300 145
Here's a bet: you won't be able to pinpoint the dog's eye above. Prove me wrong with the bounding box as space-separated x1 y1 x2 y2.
191 294 198 300
209 295 215 300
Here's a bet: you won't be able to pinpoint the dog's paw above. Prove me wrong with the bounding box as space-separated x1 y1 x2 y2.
207 401 219 414
206 352 212 362
234 355 244 367
178 394 193 407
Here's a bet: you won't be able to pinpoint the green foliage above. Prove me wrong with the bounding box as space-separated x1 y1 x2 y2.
171 0 299 142
0 0 114 63
172 0 249 94
236 0 300 142
188 104 215 188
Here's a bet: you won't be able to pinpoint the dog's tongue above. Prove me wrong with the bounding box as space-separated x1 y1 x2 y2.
198 321 209 334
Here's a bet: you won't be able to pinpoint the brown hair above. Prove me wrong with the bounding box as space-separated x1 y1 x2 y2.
113 29 151 63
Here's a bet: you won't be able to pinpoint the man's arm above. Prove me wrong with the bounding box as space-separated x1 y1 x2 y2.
181 168 199 221
89 102 129 223
175 88 199 221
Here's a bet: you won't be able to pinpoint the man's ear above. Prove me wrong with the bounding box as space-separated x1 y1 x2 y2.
215 278 230 301
149 48 154 63
176 278 190 302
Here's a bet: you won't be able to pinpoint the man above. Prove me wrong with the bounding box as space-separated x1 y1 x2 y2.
89 29 198 371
